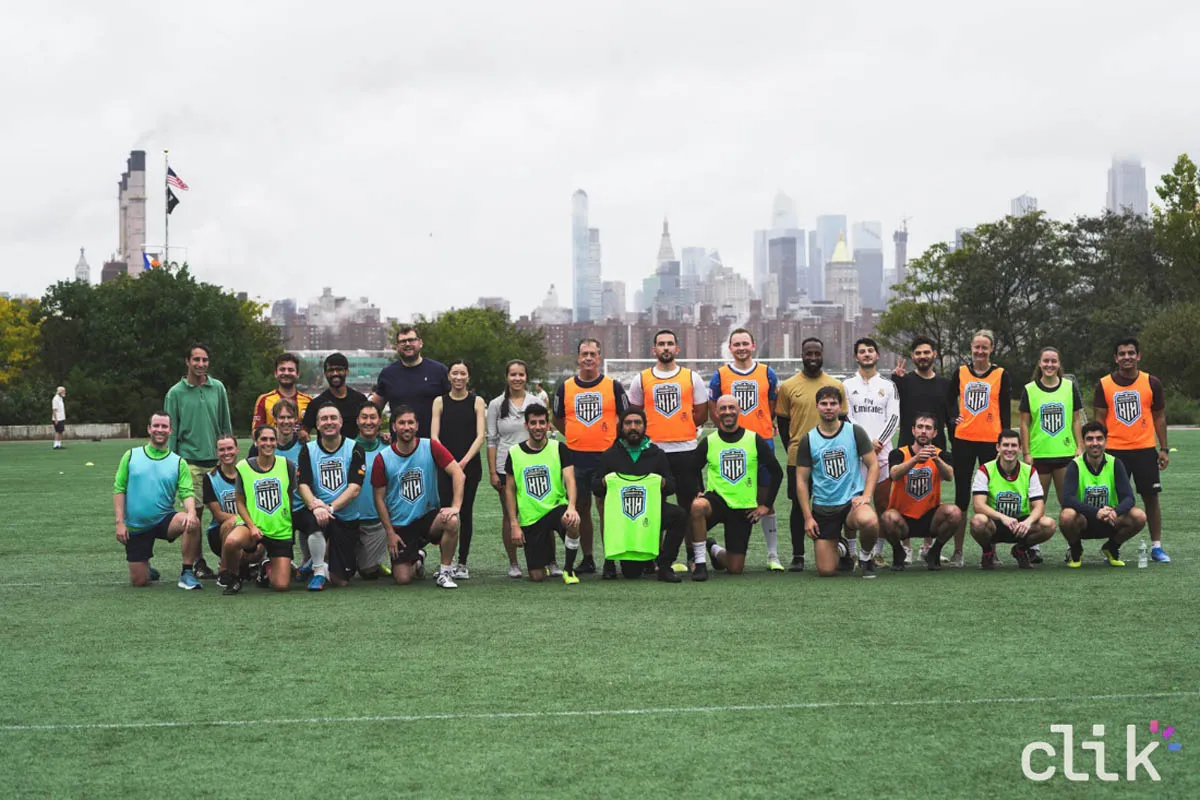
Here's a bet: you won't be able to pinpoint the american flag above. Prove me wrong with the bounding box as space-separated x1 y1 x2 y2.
167 167 189 191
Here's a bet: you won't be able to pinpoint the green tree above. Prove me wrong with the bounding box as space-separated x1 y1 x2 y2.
0 296 42 386
1152 154 1200 303
397 308 546 401
37 266 281 429
875 242 971 372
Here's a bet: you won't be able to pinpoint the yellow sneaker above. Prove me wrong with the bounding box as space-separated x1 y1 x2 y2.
562 570 580 585
1100 545 1125 567
767 559 785 572
1067 555 1083 568
671 562 688 574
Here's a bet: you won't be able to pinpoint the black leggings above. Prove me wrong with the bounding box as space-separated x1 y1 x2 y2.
952 438 997 510
438 471 481 564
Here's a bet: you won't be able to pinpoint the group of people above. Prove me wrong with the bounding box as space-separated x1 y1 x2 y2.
111 323 1173 593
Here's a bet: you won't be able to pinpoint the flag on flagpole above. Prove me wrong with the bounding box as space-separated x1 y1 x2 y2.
166 167 189 191
143 252 162 271
167 188 180 215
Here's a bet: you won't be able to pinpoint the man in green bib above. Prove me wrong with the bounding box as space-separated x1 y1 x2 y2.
969 429 1056 569
1058 421 1146 567
591 409 697 582
227 424 299 593
690 394 783 574
112 412 200 588
505 404 582 583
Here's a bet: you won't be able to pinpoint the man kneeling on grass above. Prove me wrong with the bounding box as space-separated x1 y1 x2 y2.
969 429 1056 570
1059 421 1146 567
505 404 582 583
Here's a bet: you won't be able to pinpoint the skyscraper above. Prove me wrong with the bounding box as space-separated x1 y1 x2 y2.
815 214 847 302
571 190 597 322
768 236 798 306
893 222 909 295
771 190 799 229
74 247 90 284
807 231 823 299
601 280 626 321
118 151 146 275
851 221 884 311
1107 158 1149 217
587 228 602 320
825 235 860 320
657 218 676 268
1011 194 1038 216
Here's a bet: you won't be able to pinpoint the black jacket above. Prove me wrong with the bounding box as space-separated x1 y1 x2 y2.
591 439 676 499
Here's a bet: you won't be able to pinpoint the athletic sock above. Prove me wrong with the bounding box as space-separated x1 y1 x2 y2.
710 542 726 560
872 540 885 557
308 531 329 578
848 539 859 558
761 512 779 560
691 541 707 564
181 563 193 575
564 536 580 571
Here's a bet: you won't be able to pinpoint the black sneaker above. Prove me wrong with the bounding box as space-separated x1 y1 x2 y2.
657 566 682 583
576 555 597 574
192 560 216 580
981 550 997 570
788 555 805 572
216 570 231 589
924 546 943 571
222 578 243 596
691 562 709 582
602 559 618 580
1028 546 1044 564
148 565 161 582
1011 545 1034 570
891 557 907 572
860 559 877 579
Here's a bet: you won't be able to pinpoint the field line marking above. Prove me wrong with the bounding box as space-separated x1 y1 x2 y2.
2 691 1197 734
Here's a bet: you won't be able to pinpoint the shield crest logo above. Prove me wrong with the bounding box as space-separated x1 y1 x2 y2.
575 392 603 426
524 465 551 500
906 466 932 500
1113 390 1142 425
731 380 758 413
1084 486 1110 508
653 383 681 417
995 491 1022 517
621 485 646 520
400 469 424 503
255 478 281 514
220 489 237 516
319 458 345 493
1039 402 1065 436
963 381 990 414
822 448 848 480
720 449 746 483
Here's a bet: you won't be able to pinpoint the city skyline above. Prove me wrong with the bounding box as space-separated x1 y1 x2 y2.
8 2 1194 320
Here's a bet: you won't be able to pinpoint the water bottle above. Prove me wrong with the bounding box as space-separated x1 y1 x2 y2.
1137 539 1148 569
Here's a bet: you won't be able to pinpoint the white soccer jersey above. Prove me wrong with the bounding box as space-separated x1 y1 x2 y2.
844 373 899 454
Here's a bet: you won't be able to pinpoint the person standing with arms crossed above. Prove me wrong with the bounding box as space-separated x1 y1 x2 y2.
947 330 1011 568
1093 337 1171 563
431 360 487 580
553 338 629 575
51 386 67 449
164 343 232 581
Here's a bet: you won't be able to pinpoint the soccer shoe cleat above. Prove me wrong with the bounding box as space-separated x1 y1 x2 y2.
147 565 161 582
1028 544 1044 564
256 560 272 588
947 551 965 568
670 562 688 574
307 575 327 591
691 562 709 582
1010 545 1034 570
177 571 203 590
435 571 458 589
602 559 618 580
506 564 522 579
767 558 785 572
904 544 914 564
980 551 997 570
924 548 943 571
562 570 580 585
378 558 392 576
297 559 314 581
860 559 877 579
216 570 231 589
872 552 887 567
836 542 854 574
1150 546 1171 564
1067 554 1083 568
192 560 216 580
222 578 243 596
657 566 682 583
1100 545 1126 567
452 564 470 580
547 563 564 577
891 556 907 572
788 555 805 572
576 555 597 574
416 551 427 579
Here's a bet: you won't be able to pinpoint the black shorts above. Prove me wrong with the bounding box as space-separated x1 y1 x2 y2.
292 506 318 536
901 508 936 540
325 517 361 581
665 450 701 504
263 536 294 560
391 509 441 564
813 504 852 541
208 525 257 557
701 492 753 555
989 515 1029 544
1077 515 1119 540
522 504 569 570
1032 457 1072 473
571 453 600 507
53 420 66 434
1108 448 1162 496
124 514 176 562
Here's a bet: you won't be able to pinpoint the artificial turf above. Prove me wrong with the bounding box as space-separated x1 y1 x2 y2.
0 436 1196 798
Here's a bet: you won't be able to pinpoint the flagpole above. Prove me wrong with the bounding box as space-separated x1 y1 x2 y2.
163 149 170 266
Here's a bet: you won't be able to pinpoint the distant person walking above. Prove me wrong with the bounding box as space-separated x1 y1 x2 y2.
51 386 67 449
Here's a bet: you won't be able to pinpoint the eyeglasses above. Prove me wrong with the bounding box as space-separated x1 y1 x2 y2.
396 337 419 345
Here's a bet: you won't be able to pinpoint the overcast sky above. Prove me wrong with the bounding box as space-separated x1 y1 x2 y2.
3 1 1195 318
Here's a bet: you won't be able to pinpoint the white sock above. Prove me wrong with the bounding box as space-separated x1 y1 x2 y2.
308 531 328 578
860 549 873 563
761 512 779 559
848 539 859 558
872 539 885 556
565 536 580 550
439 563 453 574
691 541 707 564
710 542 726 560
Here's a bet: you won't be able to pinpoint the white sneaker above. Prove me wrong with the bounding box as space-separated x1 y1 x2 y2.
904 545 913 564
435 571 458 589
918 545 929 561
452 564 470 580
547 563 563 577
947 551 965 568
507 564 523 579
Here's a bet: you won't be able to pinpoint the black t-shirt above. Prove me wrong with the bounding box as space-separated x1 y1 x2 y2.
302 388 370 439
374 359 451 439
891 372 953 449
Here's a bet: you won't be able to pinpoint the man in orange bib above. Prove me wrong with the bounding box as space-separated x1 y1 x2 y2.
880 413 961 571
1092 337 1170 563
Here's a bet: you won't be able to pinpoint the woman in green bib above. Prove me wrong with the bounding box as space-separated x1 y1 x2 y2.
229 424 298 593
1019 347 1084 504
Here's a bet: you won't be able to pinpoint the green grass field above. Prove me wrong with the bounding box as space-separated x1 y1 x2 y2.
1 435 1197 798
